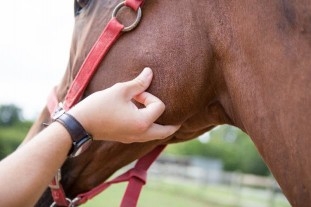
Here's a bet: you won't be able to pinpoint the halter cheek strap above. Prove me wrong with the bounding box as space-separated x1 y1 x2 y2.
63 0 144 110
47 0 166 206
63 18 124 110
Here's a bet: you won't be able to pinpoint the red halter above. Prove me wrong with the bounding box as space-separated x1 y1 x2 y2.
47 0 166 206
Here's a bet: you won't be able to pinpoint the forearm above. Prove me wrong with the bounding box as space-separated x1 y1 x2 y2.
0 122 71 207
0 68 179 207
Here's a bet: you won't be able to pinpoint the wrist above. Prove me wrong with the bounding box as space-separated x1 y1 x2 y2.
53 111 93 158
50 121 72 150
67 107 91 136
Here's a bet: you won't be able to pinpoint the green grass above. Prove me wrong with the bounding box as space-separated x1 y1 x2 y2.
0 125 28 159
82 181 212 207
82 177 291 207
0 125 29 141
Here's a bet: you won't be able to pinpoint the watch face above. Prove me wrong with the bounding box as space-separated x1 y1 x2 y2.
70 136 93 158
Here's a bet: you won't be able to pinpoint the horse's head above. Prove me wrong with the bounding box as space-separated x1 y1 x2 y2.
68 0 227 128
35 0 231 204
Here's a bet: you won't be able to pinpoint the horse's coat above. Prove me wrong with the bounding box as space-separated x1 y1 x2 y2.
25 0 311 206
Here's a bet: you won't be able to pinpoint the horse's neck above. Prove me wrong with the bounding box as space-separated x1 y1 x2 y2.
220 0 311 136
214 1 311 205
223 46 311 206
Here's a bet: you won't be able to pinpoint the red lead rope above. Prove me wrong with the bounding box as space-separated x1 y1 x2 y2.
46 0 167 206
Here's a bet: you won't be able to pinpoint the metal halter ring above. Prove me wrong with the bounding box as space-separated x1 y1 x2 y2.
50 197 80 207
112 1 142 32
50 198 72 207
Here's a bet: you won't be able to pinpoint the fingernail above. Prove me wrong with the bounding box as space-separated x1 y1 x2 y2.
141 67 152 78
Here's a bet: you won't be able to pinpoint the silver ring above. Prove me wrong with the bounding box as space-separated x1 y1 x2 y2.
50 198 72 207
112 1 142 32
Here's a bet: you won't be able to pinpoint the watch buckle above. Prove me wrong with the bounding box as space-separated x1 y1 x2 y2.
52 102 65 120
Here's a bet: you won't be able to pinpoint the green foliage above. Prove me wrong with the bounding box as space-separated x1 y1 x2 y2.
0 105 32 160
0 123 31 159
166 125 270 176
0 104 23 126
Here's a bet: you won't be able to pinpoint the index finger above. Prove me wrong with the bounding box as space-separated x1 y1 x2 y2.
133 91 165 123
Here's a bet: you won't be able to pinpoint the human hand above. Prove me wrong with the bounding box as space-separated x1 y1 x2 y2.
68 67 180 143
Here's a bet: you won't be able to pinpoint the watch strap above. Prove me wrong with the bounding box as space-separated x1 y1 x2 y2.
55 112 89 142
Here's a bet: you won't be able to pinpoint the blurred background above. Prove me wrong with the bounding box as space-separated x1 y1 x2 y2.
0 0 73 119
0 1 291 207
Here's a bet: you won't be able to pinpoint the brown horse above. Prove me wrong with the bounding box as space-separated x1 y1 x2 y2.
24 0 311 206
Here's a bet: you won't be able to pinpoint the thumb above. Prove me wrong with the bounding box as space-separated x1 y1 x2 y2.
125 67 153 98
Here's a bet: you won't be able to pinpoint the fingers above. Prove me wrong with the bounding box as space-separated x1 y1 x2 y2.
124 67 153 98
131 92 180 142
123 124 181 143
141 123 180 142
105 67 181 143
133 91 165 123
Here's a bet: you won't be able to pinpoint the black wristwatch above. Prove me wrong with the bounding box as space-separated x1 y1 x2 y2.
53 109 93 158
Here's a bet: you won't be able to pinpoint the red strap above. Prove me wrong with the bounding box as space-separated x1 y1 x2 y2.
120 145 165 207
46 17 124 207
63 18 124 110
46 1 167 206
125 0 145 11
64 0 145 110
49 170 69 206
75 145 165 206
74 168 146 204
50 188 69 206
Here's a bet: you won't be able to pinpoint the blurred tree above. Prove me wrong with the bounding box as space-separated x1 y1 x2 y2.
166 125 270 176
0 104 32 160
0 104 22 126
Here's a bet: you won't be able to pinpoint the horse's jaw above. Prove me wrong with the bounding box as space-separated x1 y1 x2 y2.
65 140 166 196
34 140 165 206
35 101 231 206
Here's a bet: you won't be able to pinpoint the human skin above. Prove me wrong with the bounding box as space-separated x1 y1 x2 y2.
0 68 179 207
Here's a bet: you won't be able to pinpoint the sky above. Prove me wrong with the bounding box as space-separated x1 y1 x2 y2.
0 1 74 119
